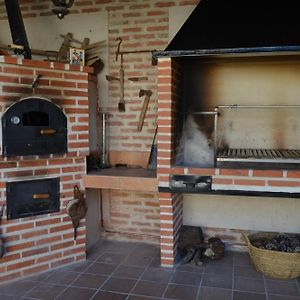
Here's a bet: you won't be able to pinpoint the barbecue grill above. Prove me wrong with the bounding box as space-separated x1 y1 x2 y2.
194 105 300 167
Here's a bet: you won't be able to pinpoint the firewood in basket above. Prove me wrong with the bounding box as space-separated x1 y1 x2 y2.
66 186 88 240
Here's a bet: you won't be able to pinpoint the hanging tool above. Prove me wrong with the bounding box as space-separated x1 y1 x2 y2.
137 89 152 131
32 74 41 88
66 186 88 240
115 38 126 112
118 53 125 112
0 205 5 258
147 126 157 169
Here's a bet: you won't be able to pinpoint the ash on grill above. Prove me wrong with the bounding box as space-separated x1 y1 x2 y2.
251 234 300 253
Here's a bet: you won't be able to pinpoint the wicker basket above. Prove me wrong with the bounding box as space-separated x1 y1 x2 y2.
243 232 300 279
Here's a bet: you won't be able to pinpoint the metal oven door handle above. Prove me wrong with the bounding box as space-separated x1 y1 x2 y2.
40 129 57 135
32 193 50 200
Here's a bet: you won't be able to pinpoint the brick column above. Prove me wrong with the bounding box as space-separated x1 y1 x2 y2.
157 58 183 267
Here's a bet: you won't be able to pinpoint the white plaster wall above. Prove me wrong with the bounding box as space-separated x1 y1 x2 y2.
183 194 300 233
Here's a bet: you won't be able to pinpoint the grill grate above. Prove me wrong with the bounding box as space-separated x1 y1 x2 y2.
217 148 300 163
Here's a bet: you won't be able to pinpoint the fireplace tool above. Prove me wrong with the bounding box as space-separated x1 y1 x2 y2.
4 0 31 59
99 112 110 168
106 37 149 112
0 205 5 258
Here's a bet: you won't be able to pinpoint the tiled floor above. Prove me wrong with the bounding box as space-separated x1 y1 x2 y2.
0 238 299 300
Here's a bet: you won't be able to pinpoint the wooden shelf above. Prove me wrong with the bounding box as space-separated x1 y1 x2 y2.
83 167 158 192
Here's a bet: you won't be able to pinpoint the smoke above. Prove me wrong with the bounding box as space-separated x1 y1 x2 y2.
175 115 214 167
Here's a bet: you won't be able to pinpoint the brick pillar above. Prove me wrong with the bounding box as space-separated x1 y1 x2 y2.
157 58 183 267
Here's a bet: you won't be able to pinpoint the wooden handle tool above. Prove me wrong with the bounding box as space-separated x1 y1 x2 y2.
137 89 152 131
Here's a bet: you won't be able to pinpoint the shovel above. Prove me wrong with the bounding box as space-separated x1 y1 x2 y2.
118 54 125 112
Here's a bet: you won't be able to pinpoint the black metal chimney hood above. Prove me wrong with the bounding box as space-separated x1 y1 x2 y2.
153 0 300 58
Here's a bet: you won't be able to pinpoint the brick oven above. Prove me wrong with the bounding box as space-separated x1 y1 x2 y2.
153 0 300 266
0 55 90 283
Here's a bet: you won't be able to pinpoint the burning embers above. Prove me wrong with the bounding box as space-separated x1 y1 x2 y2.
2 97 67 157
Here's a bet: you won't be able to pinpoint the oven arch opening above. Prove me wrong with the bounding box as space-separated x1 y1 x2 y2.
1 97 67 157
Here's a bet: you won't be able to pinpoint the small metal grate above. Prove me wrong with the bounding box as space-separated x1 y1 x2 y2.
217 148 300 163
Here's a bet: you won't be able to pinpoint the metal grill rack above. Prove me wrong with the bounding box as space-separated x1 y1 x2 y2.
217 148 300 164
193 105 300 166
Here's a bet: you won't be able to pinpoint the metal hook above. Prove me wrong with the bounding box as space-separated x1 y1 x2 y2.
115 37 122 62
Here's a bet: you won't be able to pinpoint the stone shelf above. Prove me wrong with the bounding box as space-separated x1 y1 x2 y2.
83 167 158 192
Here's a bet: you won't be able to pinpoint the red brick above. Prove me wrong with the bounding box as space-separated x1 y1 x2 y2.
0 162 17 169
213 178 233 185
51 80 76 88
34 87 61 96
36 218 62 227
37 70 63 78
5 170 33 178
64 90 88 97
0 75 19 83
51 241 74 251
3 66 34 75
36 235 62 246
234 179 265 186
268 180 299 187
188 168 216 176
287 171 300 178
64 73 87 80
23 264 49 276
63 246 85 256
6 241 35 252
22 229 48 239
19 160 47 167
7 223 34 233
0 272 22 283
4 56 18 64
7 259 34 271
220 169 249 176
36 252 62 263
22 247 49 258
253 170 283 177
22 59 51 68
50 224 73 233
2 86 32 94
0 253 21 263
51 257 75 268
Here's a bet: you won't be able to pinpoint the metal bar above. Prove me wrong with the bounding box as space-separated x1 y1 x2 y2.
40 129 56 135
100 112 109 168
152 46 300 59
121 50 154 55
33 193 50 200
4 0 31 59
213 107 219 166
216 105 300 109
193 111 218 115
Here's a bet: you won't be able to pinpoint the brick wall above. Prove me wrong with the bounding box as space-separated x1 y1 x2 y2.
0 56 90 283
0 0 254 268
102 190 160 243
